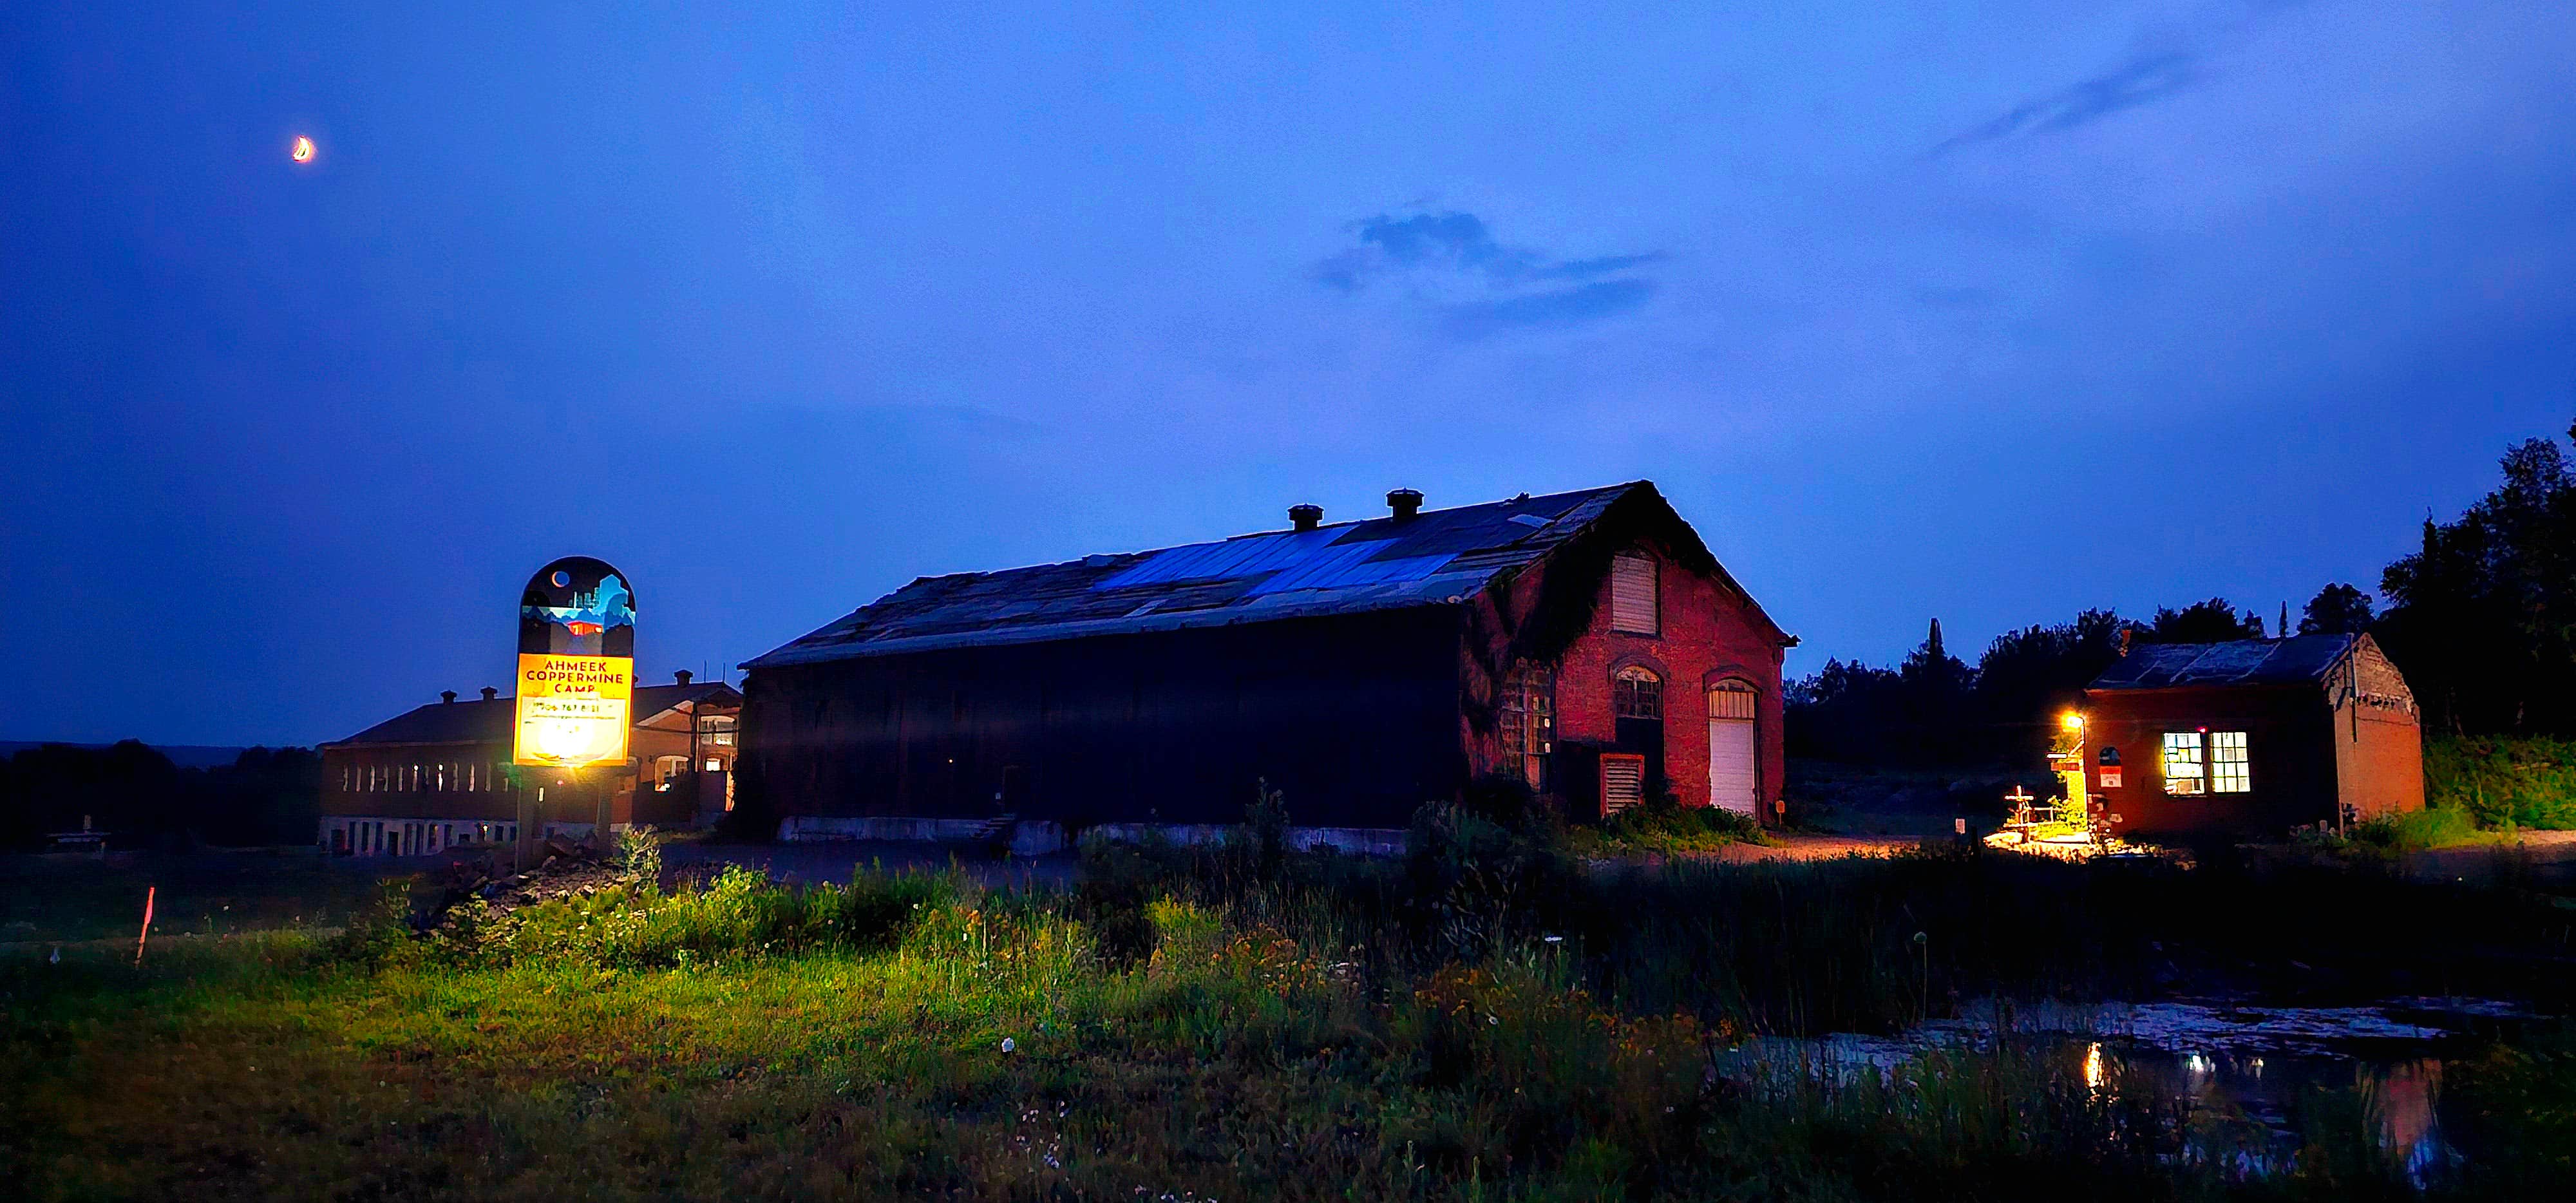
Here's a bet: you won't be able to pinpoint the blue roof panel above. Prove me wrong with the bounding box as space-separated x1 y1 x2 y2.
744 484 1660 667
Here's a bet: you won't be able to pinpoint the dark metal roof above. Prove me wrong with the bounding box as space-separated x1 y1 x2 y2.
2087 635 2358 691
746 484 1660 668
327 682 743 746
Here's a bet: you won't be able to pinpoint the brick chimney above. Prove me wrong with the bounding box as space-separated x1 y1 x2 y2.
480 687 498 701
440 690 457 705
1387 488 1423 523
1289 504 1323 532
674 669 694 686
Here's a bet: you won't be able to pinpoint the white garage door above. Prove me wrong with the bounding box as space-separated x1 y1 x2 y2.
1708 683 1759 816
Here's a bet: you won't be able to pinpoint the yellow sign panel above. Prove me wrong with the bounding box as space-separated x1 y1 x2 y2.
513 654 633 768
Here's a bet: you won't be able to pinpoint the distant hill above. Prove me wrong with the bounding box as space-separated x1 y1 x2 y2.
0 741 259 769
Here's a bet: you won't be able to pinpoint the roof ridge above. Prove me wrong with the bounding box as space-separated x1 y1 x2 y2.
745 482 1654 669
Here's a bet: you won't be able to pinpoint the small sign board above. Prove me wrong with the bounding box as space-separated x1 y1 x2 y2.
2098 768 2124 789
512 557 636 769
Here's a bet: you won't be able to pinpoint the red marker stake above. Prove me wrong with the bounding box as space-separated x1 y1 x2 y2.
135 886 156 967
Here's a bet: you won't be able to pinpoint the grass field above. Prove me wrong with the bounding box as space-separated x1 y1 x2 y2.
5 813 2573 1201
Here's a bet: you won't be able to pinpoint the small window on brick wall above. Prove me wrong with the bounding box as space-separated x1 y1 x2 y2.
1499 662 1555 789
1611 553 1658 635
1613 665 1663 720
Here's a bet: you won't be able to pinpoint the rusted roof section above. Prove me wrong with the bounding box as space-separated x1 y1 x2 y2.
327 683 743 746
745 484 1648 668
2087 635 2358 691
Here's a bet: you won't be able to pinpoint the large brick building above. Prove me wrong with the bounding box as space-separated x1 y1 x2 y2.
2081 634 2422 839
738 482 1794 846
317 674 742 857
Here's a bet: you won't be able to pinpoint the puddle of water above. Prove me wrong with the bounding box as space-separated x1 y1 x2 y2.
1719 996 2543 1180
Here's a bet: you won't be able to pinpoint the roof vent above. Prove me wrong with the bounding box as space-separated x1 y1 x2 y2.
1289 504 1323 532
674 669 694 686
480 687 498 701
1387 488 1423 524
440 690 458 705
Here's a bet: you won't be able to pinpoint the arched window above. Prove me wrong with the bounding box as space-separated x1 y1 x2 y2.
1612 665 1663 720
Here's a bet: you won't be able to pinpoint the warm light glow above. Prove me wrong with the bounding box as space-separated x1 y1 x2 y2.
291 136 316 164
2060 712 2087 731
2082 1042 2105 1090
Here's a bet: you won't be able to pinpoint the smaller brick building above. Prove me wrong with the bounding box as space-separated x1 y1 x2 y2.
317 674 742 857
2082 634 2421 839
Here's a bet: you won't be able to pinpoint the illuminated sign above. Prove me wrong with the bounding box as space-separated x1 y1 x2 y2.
512 556 636 769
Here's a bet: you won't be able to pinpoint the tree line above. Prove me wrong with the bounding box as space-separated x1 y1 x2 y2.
1791 418 2576 766
0 743 321 851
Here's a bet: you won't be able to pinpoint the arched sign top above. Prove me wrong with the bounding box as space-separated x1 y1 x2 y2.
514 556 637 768
518 556 636 658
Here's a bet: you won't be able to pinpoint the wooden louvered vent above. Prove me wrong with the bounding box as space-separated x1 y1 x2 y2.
1709 682 1757 720
1600 753 1646 815
1611 553 1658 635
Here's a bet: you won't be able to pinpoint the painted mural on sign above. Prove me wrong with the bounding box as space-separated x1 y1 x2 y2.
513 557 638 768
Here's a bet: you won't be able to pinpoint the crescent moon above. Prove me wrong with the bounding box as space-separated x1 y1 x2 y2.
292 137 316 164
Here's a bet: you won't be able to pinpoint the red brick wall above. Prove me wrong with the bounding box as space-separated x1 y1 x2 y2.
2333 700 2425 820
1463 540 1787 823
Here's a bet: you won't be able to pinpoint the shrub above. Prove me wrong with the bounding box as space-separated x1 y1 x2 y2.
455 864 954 969
2347 806 2492 854
2427 736 2576 829
1566 795 1766 857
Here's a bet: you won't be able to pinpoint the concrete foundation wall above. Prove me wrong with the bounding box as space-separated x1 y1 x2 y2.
775 815 1408 857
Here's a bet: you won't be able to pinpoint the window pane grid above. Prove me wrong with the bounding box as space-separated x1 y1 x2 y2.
1613 667 1662 720
2162 732 2204 795
1501 663 1555 787
2210 731 2251 793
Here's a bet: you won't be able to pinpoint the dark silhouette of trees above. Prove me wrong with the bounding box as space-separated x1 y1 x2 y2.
1970 609 2144 765
2298 583 2375 635
2148 598 2267 643
2378 425 2576 735
1790 611 2149 766
0 743 320 851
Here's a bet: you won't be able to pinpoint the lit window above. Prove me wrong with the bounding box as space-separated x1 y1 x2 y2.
1613 666 1663 720
697 714 738 746
1499 662 1555 788
2210 732 2251 793
2163 731 2251 795
1611 553 1659 635
2162 733 2204 795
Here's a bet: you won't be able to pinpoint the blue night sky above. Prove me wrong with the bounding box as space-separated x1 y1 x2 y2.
4 3 2573 746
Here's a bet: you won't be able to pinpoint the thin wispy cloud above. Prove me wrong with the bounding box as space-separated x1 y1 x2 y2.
1312 210 1665 338
1935 51 2205 153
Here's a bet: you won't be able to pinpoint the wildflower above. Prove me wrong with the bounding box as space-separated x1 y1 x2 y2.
1001 1037 1017 1053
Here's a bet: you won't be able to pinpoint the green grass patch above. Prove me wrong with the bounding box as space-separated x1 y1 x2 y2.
5 824 2574 1200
